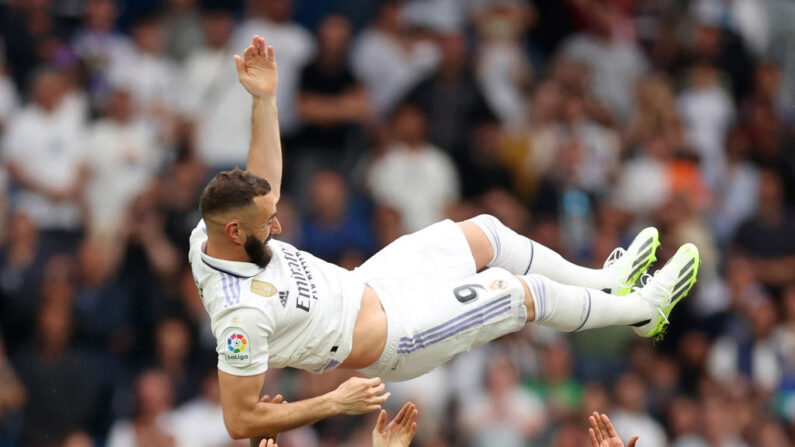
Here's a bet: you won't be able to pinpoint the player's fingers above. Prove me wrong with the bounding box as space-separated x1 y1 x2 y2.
271 394 284 404
255 36 265 55
260 394 270 402
588 428 599 447
627 435 640 447
267 45 275 61
595 412 609 440
374 409 387 433
392 401 409 425
601 413 618 438
367 377 382 386
371 383 386 395
365 404 382 413
244 45 257 60
373 391 391 404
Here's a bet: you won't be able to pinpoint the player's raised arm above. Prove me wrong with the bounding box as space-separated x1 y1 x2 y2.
234 35 282 200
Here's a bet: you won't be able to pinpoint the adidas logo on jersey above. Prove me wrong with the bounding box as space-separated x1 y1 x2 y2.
279 290 289 308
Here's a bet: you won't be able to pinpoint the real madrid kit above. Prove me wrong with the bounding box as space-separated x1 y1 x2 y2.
189 219 528 382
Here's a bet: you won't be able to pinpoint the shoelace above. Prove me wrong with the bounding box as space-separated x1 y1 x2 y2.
603 247 634 290
633 271 672 325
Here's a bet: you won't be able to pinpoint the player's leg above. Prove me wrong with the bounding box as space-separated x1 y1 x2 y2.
519 243 700 337
460 215 660 295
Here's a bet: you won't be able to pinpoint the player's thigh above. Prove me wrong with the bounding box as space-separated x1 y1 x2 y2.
457 220 493 271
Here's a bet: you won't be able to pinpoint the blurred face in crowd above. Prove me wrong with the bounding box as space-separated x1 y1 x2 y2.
438 32 467 76
317 14 351 56
392 104 427 146
749 297 777 339
485 356 518 395
85 0 115 31
78 238 115 286
37 301 73 354
106 88 134 123
615 373 646 412
203 10 234 49
133 20 163 54
32 70 65 112
264 0 292 23
135 370 174 418
155 319 191 366
667 397 700 437
309 171 347 225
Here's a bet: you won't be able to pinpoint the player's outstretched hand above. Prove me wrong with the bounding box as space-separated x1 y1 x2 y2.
588 412 638 447
331 377 391 415
372 402 418 447
258 439 275 447
234 35 277 98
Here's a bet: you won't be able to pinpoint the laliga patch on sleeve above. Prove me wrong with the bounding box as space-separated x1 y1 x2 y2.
223 328 251 365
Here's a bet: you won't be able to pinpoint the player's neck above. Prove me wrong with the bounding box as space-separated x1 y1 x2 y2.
205 235 250 264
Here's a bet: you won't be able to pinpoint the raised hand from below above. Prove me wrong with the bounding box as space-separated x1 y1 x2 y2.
372 402 418 447
588 412 638 447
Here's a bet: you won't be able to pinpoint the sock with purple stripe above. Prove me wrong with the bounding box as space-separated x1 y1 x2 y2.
523 274 652 332
469 214 613 290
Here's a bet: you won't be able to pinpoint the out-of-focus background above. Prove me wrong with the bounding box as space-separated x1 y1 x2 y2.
0 0 793 446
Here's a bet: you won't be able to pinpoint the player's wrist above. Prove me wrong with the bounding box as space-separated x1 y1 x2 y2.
322 389 344 415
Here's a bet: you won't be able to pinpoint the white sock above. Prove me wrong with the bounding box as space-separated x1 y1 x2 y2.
523 274 652 332
470 214 613 290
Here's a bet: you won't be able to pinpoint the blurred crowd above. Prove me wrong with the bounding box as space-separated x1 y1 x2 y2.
0 0 793 446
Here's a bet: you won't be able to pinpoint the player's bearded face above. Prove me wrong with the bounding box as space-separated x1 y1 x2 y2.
244 232 272 268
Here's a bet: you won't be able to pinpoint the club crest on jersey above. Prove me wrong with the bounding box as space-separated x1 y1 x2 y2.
489 279 508 291
251 280 277 297
224 329 251 365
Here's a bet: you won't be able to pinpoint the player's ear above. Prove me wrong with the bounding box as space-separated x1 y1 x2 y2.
224 220 245 245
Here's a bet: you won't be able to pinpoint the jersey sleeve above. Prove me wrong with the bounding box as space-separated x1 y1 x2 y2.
214 306 273 376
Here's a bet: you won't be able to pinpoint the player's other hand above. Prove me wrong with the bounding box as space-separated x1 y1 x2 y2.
331 377 391 414
258 439 276 447
250 394 286 447
372 402 418 447
234 35 277 98
588 412 639 447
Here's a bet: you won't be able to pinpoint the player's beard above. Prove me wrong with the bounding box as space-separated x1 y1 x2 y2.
244 233 272 268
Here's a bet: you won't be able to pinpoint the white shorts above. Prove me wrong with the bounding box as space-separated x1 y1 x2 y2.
353 220 527 382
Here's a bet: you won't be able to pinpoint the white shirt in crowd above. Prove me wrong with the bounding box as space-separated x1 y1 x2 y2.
84 117 161 235
351 30 440 116
232 19 314 134
2 104 86 230
561 34 649 124
170 397 235 447
0 73 19 126
367 143 459 232
180 46 252 168
106 414 175 447
611 409 669 447
460 386 547 447
677 83 735 188
108 50 179 112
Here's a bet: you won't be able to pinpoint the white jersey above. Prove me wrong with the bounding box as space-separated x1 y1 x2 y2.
188 220 365 376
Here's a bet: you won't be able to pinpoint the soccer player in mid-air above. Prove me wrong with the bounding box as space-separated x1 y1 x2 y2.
189 36 700 440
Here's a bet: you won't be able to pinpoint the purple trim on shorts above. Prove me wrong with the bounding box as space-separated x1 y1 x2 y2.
398 296 511 347
396 303 513 354
399 294 512 342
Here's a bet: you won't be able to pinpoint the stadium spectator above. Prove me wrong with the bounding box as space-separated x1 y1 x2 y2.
170 370 230 447
405 31 497 159
2 69 87 255
609 373 668 446
158 0 204 63
180 6 251 170
295 14 371 181
233 0 313 136
367 103 459 232
0 336 25 424
106 369 177 447
300 170 374 264
350 0 439 116
84 86 161 236
71 0 134 109
14 294 98 447
460 355 546 447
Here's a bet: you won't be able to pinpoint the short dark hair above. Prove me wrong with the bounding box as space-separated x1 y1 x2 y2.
199 168 271 219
